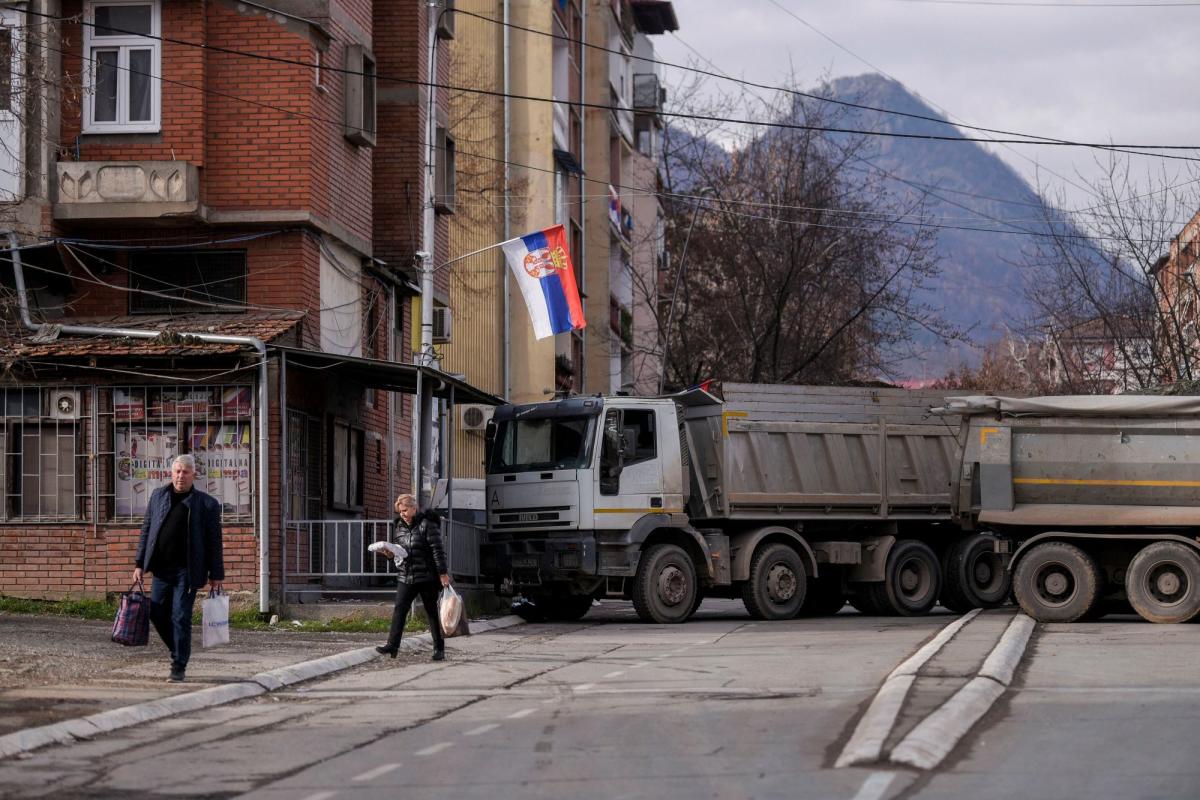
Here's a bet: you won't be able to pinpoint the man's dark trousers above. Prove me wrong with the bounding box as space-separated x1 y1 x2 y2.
385 580 445 652
150 566 198 670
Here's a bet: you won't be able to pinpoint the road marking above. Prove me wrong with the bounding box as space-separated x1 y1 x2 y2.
851 771 896 800
630 661 649 668
573 683 596 691
508 708 537 719
835 610 981 768
351 763 402 782
890 613 1037 770
415 742 453 756
464 723 500 737
604 670 626 679
298 793 338 800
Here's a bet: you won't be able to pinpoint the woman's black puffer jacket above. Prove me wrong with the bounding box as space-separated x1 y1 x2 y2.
393 510 448 584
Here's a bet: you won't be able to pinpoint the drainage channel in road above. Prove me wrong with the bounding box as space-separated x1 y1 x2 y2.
836 608 1037 800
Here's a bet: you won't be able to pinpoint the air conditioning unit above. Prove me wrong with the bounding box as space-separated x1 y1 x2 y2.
432 305 452 344
47 389 82 420
459 403 494 432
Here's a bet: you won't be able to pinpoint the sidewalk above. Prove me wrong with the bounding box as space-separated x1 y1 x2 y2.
0 611 521 756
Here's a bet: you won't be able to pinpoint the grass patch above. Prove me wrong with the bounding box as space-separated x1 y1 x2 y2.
1 595 427 635
0 596 117 620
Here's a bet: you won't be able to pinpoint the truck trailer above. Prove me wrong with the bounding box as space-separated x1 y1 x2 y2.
481 384 1008 624
947 393 1200 624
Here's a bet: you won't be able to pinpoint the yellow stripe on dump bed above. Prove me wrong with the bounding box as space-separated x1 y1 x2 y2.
1013 478 1200 488
722 410 748 437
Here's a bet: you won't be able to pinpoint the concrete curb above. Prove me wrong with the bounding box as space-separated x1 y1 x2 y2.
834 609 980 768
0 614 525 761
889 613 1036 770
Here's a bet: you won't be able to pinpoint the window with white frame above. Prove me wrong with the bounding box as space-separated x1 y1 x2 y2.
83 1 161 133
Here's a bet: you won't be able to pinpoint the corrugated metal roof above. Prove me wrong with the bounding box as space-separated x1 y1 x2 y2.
0 313 303 359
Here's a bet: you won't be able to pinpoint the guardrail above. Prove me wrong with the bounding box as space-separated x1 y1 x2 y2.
281 518 484 603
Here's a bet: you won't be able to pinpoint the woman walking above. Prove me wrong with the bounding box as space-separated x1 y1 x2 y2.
377 494 451 661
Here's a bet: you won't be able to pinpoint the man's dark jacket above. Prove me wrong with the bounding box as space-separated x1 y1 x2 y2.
393 510 447 584
135 485 225 590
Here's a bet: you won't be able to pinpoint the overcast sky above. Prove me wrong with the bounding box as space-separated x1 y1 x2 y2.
653 0 1200 217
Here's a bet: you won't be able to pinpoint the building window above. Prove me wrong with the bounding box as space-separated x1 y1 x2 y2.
434 125 456 214
329 418 364 511
83 1 161 134
0 388 84 520
286 410 322 521
344 44 376 147
128 249 247 314
111 385 254 521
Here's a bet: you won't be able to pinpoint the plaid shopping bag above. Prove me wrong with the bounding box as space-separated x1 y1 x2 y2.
111 580 150 646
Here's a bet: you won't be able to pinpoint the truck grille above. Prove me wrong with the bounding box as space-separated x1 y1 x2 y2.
492 506 573 530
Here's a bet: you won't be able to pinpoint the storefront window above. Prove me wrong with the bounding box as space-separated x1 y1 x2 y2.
112 385 254 521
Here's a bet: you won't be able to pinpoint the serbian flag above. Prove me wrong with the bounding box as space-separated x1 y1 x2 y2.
502 224 586 340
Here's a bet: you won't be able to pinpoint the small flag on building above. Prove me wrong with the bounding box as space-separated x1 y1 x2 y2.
502 224 586 340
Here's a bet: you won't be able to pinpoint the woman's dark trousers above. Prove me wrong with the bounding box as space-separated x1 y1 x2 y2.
385 580 445 652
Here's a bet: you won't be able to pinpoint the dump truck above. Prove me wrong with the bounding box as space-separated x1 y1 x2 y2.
481 384 1008 623
946 394 1200 624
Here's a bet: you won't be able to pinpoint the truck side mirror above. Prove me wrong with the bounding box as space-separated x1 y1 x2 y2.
484 419 497 467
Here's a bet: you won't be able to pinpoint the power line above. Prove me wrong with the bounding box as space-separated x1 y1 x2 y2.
8 25 1183 255
9 5 1200 160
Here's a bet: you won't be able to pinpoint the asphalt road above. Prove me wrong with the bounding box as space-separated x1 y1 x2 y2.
0 600 1197 800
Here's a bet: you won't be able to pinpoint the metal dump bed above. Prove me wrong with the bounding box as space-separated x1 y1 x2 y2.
951 395 1200 527
682 384 961 522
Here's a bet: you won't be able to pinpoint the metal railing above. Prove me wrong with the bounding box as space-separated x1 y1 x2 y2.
281 518 484 602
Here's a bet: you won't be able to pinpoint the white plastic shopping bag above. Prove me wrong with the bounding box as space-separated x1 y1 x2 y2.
439 585 469 638
201 591 230 648
368 540 408 568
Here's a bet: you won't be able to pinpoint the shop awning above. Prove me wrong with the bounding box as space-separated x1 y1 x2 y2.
271 345 503 406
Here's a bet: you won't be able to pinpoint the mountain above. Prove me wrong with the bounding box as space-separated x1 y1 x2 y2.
820 73 1092 378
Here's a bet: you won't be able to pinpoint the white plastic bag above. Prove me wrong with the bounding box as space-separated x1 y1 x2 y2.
201 591 230 648
368 540 408 568
436 585 463 633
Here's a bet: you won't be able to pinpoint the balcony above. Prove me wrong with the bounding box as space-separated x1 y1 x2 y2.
54 161 200 221
633 73 665 112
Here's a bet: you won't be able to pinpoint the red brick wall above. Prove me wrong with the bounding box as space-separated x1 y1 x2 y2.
0 525 259 600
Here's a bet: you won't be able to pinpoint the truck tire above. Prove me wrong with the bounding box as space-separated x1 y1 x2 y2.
741 543 807 620
1012 541 1100 623
867 539 941 616
941 534 1010 613
1125 542 1200 624
632 543 698 624
798 575 845 616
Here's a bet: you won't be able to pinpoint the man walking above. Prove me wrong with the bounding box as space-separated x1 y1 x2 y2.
133 454 224 682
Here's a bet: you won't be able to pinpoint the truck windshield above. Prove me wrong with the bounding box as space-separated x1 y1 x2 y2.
488 416 597 474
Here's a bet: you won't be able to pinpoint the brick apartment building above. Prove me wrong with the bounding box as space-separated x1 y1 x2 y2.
0 0 493 608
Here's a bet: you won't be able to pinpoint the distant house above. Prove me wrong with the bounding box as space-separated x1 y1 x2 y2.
1043 316 1154 394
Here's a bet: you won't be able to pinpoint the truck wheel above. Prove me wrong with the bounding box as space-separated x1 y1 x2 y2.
869 539 941 616
798 576 845 616
1125 542 1200 624
941 534 1010 612
741 543 807 620
632 543 698 624
542 595 595 622
1012 541 1100 623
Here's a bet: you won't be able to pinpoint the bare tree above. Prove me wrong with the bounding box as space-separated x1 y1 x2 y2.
651 75 961 390
1017 153 1200 394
